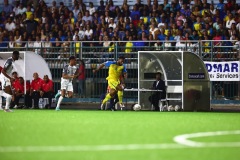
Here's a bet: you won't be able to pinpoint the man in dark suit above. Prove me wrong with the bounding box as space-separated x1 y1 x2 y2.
149 72 166 111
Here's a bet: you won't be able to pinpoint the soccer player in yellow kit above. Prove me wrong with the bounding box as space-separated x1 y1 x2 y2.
93 56 127 109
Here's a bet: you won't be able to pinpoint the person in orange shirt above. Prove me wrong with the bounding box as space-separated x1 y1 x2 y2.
40 75 54 109
30 72 43 109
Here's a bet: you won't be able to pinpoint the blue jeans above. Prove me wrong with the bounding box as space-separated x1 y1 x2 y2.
78 79 85 96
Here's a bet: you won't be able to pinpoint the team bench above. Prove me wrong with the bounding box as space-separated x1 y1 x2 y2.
159 85 183 111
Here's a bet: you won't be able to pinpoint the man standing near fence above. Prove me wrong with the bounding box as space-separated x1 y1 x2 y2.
93 56 127 110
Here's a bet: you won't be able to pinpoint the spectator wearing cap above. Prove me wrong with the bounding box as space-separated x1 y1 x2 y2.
108 18 116 29
40 75 54 109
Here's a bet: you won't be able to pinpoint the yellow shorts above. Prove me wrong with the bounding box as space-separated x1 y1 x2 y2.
108 80 120 90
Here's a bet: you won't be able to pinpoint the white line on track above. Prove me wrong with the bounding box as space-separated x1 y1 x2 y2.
0 130 239 152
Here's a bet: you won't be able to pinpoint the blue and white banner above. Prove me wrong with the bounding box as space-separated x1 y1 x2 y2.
204 61 240 81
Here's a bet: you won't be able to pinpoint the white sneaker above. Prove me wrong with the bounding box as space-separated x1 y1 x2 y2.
100 103 104 110
14 105 18 109
119 103 125 110
119 103 125 108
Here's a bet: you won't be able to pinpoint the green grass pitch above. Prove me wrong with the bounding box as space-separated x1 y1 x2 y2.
0 109 240 160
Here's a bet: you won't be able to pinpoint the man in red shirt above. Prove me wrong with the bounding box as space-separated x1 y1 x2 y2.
30 72 43 109
11 76 24 109
40 75 54 109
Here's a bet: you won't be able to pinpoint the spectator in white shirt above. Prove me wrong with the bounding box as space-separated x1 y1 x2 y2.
84 25 93 40
87 2 96 16
73 5 80 19
78 26 85 40
82 10 93 23
17 3 27 15
225 13 236 29
108 18 116 29
33 35 42 54
5 17 16 32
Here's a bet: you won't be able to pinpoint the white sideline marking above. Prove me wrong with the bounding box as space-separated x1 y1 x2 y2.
0 144 185 152
0 130 239 153
174 130 240 147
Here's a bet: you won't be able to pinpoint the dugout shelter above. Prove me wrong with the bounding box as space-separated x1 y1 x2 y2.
0 51 52 93
138 51 210 111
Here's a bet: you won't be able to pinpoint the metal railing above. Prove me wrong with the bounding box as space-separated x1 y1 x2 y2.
1 40 239 101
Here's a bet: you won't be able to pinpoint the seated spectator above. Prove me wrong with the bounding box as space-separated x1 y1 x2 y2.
40 75 54 109
163 36 172 51
88 2 96 16
25 36 34 51
85 24 93 40
5 17 16 32
43 36 52 58
3 0 13 16
30 72 43 109
11 76 25 109
154 40 162 51
8 35 15 49
33 35 42 54
24 13 38 36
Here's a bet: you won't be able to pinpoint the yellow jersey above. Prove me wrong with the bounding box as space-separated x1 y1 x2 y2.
105 61 127 81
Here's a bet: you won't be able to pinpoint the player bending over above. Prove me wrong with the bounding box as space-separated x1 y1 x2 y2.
55 56 79 111
93 56 127 110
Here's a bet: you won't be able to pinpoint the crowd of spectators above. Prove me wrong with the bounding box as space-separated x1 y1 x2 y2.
0 0 240 56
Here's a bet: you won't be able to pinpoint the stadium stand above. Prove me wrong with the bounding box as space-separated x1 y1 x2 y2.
0 0 239 102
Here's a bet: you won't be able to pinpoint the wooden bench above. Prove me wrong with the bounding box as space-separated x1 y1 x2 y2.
159 85 183 111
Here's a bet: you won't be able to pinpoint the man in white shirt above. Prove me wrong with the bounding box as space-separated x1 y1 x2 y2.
5 17 16 32
17 3 27 15
33 35 42 54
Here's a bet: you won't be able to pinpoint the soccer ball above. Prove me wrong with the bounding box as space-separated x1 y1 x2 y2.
167 105 174 111
133 104 141 111
174 105 181 111
162 105 168 111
